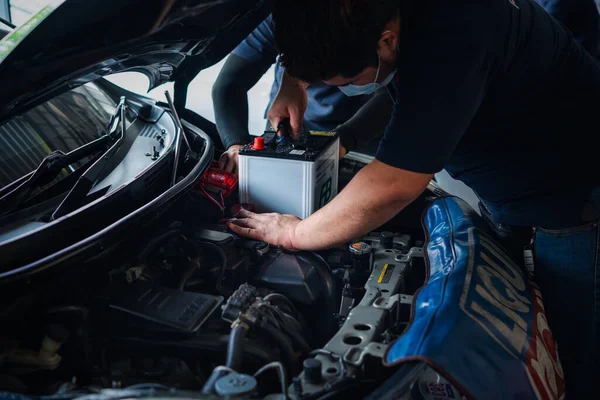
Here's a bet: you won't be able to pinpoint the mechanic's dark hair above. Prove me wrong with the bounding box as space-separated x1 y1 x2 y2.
273 0 401 82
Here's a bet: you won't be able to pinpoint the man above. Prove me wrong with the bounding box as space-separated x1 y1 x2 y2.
212 14 393 174
537 0 600 58
228 0 600 396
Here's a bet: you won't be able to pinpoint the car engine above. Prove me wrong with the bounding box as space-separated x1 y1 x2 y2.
0 201 427 399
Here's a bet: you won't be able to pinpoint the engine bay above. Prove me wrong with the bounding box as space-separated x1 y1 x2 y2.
0 200 427 399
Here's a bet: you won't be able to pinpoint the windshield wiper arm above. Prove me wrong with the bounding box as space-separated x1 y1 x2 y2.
104 95 126 137
0 133 111 218
51 96 128 220
0 97 129 218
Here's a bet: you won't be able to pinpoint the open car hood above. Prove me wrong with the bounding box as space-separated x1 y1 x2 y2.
0 0 271 121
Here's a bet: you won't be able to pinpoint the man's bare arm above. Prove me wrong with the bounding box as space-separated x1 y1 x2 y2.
292 160 432 249
229 160 432 250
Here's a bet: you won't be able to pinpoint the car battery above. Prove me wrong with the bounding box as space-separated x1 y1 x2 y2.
238 130 339 218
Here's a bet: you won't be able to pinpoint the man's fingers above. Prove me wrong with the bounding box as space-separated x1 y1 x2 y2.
269 115 283 129
230 216 260 229
225 156 236 174
228 223 263 241
234 208 256 218
235 209 276 223
218 153 228 170
267 102 287 129
289 108 303 139
339 144 347 159
233 209 273 227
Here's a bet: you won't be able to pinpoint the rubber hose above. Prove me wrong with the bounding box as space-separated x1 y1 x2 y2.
113 334 276 368
179 258 200 290
280 311 304 333
47 306 90 318
126 383 170 390
258 319 299 375
261 308 310 354
265 296 307 334
226 325 248 370
201 369 227 394
264 293 300 318
268 306 311 353
134 229 181 264
202 325 248 394
183 278 205 290
283 324 311 354
196 241 230 296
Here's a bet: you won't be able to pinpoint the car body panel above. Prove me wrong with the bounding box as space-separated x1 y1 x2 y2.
0 0 271 122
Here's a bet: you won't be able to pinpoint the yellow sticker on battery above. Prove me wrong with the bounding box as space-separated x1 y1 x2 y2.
309 131 335 137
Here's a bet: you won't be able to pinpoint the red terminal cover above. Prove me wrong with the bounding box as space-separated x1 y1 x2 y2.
199 162 239 197
251 137 265 150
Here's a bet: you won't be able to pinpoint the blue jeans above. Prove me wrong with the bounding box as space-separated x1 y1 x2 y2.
481 187 600 398
534 221 599 398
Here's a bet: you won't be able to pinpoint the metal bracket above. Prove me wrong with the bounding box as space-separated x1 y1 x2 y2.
373 294 413 310
343 342 387 367
395 247 424 263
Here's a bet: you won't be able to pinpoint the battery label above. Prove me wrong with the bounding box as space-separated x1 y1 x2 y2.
289 149 306 155
316 159 335 181
318 177 333 208
312 138 339 212
309 131 335 137
378 264 395 284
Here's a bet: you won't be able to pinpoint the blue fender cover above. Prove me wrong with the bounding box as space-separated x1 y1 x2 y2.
384 197 565 400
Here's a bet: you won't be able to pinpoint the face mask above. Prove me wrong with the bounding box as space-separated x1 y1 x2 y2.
338 32 397 97
337 62 396 97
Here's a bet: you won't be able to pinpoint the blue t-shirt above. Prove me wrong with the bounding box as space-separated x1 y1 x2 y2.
376 0 600 229
231 15 368 132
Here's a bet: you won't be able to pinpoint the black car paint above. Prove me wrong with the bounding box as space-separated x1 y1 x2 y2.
0 0 272 123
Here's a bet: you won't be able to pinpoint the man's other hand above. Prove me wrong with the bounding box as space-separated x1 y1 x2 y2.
267 71 308 140
228 208 300 250
339 144 347 159
218 144 245 174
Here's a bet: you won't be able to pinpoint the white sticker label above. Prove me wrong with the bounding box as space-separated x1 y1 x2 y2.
289 150 306 155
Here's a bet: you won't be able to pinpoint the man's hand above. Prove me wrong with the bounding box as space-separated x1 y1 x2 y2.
339 144 347 159
218 144 245 174
228 209 301 250
267 71 308 140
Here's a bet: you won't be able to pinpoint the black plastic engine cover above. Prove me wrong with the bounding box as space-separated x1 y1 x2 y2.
252 250 325 305
109 280 223 333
